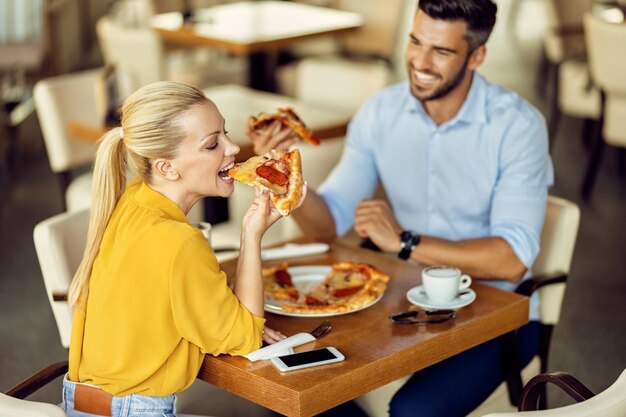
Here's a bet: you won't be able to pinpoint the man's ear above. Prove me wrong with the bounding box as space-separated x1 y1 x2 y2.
153 159 180 181
468 44 486 71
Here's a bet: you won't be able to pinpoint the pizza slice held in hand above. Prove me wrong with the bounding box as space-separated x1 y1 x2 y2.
227 148 303 216
249 107 320 146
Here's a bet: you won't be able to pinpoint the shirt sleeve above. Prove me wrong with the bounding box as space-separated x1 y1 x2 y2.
490 107 554 269
318 99 380 236
169 233 265 356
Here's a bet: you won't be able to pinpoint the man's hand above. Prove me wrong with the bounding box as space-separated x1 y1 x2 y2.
246 120 298 155
354 200 403 253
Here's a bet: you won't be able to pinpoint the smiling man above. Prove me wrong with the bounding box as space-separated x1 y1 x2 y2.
251 1 553 415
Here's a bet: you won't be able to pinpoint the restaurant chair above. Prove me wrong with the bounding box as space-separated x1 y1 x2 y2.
481 368 626 417
0 361 68 417
469 195 581 415
33 209 90 349
579 12 626 200
277 0 403 103
32 203 203 349
538 0 592 145
96 15 208 98
356 196 581 417
33 68 102 211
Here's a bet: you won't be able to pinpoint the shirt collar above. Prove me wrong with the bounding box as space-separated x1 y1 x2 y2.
403 72 488 126
134 181 189 223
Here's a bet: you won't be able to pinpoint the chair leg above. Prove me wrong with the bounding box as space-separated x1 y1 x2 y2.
581 127 606 200
581 118 596 150
617 148 626 178
537 324 554 410
57 172 72 211
547 63 561 149
582 94 606 201
535 46 550 99
500 331 523 406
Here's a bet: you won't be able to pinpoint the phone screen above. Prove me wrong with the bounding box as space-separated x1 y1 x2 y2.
279 348 339 367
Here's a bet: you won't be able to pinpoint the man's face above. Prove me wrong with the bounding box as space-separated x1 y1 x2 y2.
405 11 477 102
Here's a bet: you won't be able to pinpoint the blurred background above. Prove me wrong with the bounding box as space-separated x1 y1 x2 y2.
0 0 625 416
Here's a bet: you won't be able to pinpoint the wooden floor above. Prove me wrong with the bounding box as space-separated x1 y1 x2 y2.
1 0 624 415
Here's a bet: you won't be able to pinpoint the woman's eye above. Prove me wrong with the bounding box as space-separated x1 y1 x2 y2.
206 142 219 151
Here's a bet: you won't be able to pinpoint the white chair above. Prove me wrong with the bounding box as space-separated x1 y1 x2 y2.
538 0 593 145
482 368 626 417
0 360 209 417
33 209 90 348
580 12 626 200
33 68 102 211
355 196 581 417
0 361 68 417
470 196 581 415
96 14 208 98
277 0 403 105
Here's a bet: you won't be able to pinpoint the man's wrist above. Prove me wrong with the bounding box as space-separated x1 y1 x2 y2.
398 230 421 260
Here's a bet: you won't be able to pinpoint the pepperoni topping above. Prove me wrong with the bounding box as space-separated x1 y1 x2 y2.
275 269 293 287
256 165 289 186
305 296 326 306
333 285 364 298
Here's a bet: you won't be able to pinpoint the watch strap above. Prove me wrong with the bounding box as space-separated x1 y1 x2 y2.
398 230 421 260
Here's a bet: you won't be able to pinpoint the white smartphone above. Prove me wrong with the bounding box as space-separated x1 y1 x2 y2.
270 347 345 372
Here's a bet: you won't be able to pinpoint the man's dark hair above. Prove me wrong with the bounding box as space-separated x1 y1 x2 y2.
418 0 497 51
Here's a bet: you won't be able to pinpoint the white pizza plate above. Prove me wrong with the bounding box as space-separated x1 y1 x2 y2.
264 265 384 317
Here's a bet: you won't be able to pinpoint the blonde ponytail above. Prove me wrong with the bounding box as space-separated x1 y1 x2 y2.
69 128 126 309
68 82 208 309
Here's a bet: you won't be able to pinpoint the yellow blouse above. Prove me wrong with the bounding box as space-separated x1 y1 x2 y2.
68 179 264 396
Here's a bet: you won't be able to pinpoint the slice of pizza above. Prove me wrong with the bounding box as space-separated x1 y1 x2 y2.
280 262 390 314
248 107 320 146
262 263 299 301
227 148 303 216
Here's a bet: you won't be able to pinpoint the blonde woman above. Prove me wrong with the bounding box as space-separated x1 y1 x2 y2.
63 81 299 417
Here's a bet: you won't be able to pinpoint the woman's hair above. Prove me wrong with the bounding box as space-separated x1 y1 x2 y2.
68 81 209 308
418 0 497 52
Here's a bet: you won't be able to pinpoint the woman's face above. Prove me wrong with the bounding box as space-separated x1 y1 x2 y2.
170 101 240 200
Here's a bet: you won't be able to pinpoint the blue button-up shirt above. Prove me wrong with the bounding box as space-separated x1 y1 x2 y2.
319 73 554 319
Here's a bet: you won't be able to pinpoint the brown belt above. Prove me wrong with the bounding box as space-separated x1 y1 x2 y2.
74 384 113 416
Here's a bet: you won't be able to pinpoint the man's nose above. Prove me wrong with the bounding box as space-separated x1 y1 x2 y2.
410 50 432 70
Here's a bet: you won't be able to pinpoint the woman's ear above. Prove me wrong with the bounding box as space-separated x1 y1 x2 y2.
153 159 180 181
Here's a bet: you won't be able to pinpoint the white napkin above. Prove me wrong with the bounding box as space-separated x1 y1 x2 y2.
244 333 316 362
261 243 329 261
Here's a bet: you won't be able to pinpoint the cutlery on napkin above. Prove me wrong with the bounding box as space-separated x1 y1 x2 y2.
244 333 316 362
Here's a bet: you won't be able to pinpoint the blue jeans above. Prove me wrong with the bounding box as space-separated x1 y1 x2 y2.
318 321 541 417
63 376 178 417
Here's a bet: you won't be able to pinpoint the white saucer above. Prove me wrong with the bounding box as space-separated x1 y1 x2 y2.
406 285 476 310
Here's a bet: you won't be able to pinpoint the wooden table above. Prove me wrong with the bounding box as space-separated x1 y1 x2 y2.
151 1 363 91
68 83 352 162
199 240 529 417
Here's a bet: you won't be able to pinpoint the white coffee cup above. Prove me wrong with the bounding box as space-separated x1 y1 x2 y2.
193 222 212 244
422 266 472 303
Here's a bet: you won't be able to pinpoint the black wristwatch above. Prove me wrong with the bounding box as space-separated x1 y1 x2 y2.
398 230 421 260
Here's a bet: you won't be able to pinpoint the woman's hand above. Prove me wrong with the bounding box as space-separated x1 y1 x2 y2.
262 327 287 344
241 188 283 242
246 120 298 155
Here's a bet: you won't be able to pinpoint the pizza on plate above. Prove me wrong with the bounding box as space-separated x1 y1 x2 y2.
227 148 303 216
248 107 320 146
262 262 390 314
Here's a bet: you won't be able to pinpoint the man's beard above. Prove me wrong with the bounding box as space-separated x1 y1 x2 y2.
410 53 470 102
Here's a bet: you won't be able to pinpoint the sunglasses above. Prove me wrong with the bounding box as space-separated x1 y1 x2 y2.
388 309 456 325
